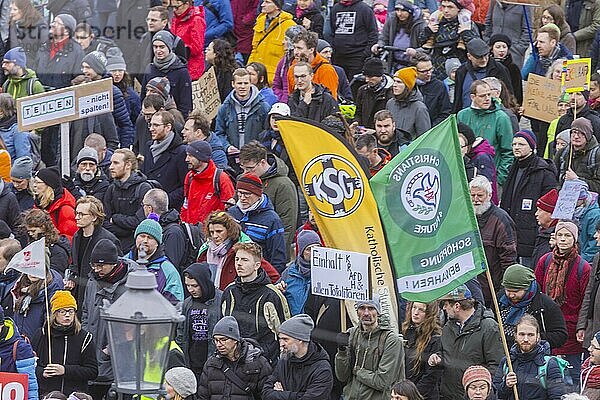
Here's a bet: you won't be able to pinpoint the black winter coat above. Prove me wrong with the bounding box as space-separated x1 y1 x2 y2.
263 341 333 400
11 185 33 212
418 78 452 126
556 105 600 142
532 226 555 268
32 323 98 397
498 54 523 105
141 60 193 119
37 39 85 90
46 0 91 22
141 133 188 211
403 325 442 400
453 58 513 112
69 113 118 160
0 183 21 235
500 155 558 258
355 76 393 129
103 171 153 252
70 226 121 307
288 84 340 123
71 172 111 204
158 209 187 271
49 235 71 275
198 339 272 400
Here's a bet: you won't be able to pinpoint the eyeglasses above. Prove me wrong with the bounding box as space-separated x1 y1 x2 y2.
417 67 433 73
571 129 585 137
149 122 166 128
56 308 76 316
237 190 254 198
75 212 91 217
213 337 231 344
294 74 310 80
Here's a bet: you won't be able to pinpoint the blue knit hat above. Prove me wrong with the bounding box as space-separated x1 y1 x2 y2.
135 218 163 245
3 47 27 69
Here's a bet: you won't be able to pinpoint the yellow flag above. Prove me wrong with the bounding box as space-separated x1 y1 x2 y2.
277 119 399 331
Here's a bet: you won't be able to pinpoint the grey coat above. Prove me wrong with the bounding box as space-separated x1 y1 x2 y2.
484 1 532 68
385 89 431 141
578 252 600 348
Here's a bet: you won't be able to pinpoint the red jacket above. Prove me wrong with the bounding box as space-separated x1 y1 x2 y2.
180 160 235 225
171 5 206 80
230 0 260 54
535 252 591 355
198 245 280 291
44 188 77 242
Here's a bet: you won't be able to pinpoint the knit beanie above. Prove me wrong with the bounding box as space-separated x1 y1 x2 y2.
186 140 212 162
445 58 461 77
514 130 537 151
502 264 535 289
317 39 331 53
146 77 171 101
90 239 119 264
82 51 107 75
236 173 263 196
395 0 414 12
278 314 314 342
35 166 62 190
152 30 175 52
363 57 384 77
489 33 512 48
10 156 33 179
164 368 197 399
3 47 27 69
56 14 76 35
297 229 321 256
571 117 594 141
213 316 241 341
106 51 127 72
536 189 559 213
462 366 492 391
555 220 579 242
135 218 163 245
458 122 476 146
51 290 77 313
394 67 417 91
77 147 98 165
356 295 381 314
556 129 571 146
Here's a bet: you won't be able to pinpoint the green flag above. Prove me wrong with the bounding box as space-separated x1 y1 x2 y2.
370 115 487 303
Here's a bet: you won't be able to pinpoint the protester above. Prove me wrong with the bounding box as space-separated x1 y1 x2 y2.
9 156 34 211
164 367 197 400
462 366 495 400
533 189 560 267
0 239 22 317
390 380 424 400
355 58 394 129
22 209 71 275
581 330 600 399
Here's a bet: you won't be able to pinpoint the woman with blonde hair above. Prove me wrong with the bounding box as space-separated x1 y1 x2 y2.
402 301 442 400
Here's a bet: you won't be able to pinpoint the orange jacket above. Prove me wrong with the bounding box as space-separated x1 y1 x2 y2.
287 53 339 100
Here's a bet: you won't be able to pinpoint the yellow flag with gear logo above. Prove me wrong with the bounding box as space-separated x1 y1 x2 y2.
277 118 399 332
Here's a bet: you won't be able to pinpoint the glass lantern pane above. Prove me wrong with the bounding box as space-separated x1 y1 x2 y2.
108 321 139 390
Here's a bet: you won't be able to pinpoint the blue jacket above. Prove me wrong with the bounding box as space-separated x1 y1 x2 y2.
521 44 573 79
260 87 278 106
107 77 135 148
280 260 311 315
12 269 64 339
0 120 31 160
198 0 235 46
493 341 567 400
228 195 287 272
207 132 229 167
579 201 600 262
127 247 184 305
0 319 38 400
123 87 141 124
141 59 193 119
215 86 271 150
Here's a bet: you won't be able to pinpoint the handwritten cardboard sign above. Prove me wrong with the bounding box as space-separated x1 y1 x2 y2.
523 74 562 123
311 246 370 301
191 67 221 121
552 180 583 220
0 373 28 400
562 58 591 93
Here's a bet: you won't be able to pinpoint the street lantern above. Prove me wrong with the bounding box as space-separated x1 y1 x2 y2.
101 259 184 397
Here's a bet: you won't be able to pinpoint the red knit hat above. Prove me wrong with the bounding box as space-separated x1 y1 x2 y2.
462 366 492 391
536 188 559 213
236 173 263 196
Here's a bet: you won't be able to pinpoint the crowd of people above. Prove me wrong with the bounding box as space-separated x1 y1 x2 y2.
2 0 600 399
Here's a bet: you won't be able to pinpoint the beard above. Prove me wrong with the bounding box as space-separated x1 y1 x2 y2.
280 343 300 359
80 171 95 182
473 200 492 215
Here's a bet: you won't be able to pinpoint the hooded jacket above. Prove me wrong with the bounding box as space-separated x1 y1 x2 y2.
469 138 499 204
280 258 311 316
0 116 31 161
228 195 287 272
141 57 193 119
221 269 291 364
171 5 206 80
335 323 405 400
264 341 333 400
500 155 558 258
457 99 514 185
158 209 187 270
329 0 379 58
176 263 222 373
248 11 296 83
198 338 272 400
3 69 45 99
355 75 394 129
43 188 78 241
288 83 340 123
0 319 38 400
0 181 21 236
554 135 600 193
71 171 111 204
385 88 431 140
215 85 271 150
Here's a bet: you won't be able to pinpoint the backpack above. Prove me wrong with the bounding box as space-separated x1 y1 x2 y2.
2 76 39 97
502 355 573 390
348 328 404 383
202 0 238 48
559 146 600 179
540 253 586 282
184 167 235 204
179 221 204 269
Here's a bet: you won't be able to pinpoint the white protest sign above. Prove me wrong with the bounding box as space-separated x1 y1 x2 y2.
310 246 370 301
552 180 583 220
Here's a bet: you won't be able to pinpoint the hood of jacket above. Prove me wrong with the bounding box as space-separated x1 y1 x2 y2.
470 98 504 115
288 340 330 365
262 153 289 180
183 262 215 303
509 340 551 365
229 85 261 108
234 267 271 293
470 138 496 158
8 68 39 83
113 170 149 190
159 208 181 226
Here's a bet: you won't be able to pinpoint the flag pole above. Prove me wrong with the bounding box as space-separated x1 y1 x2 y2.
485 268 518 400
44 275 52 364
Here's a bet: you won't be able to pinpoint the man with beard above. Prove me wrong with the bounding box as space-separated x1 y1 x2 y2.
1 47 45 98
493 314 568 399
288 62 339 123
533 189 560 267
355 58 394 129
373 110 409 156
67 147 110 204
470 175 517 306
264 314 333 400
335 297 404 400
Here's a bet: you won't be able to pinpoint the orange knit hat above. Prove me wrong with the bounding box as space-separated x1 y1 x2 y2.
394 67 417 91
51 290 77 313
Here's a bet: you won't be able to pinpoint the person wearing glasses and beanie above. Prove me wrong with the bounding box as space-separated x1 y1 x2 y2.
32 290 97 397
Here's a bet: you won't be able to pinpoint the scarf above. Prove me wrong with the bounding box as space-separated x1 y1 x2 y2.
207 239 232 285
296 255 311 277
150 131 175 163
546 246 578 305
296 4 316 19
236 195 264 214
95 260 128 283
499 281 538 325
582 357 600 390
153 52 177 72
589 97 600 111
540 45 561 73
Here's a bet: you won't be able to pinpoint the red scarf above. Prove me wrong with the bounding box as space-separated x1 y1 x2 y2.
582 357 600 389
50 37 69 59
545 246 578 305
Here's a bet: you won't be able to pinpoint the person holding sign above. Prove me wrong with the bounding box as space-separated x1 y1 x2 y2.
32 290 98 397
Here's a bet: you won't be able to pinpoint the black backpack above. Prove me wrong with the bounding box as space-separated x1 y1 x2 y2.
179 221 204 269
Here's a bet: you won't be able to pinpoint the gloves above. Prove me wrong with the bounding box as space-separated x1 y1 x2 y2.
336 332 350 351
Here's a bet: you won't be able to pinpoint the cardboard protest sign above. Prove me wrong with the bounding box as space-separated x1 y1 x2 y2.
311 247 370 301
523 74 562 123
562 58 591 93
191 67 221 121
552 180 583 220
0 372 29 400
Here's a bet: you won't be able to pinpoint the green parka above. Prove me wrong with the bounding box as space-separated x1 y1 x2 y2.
3 68 45 99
